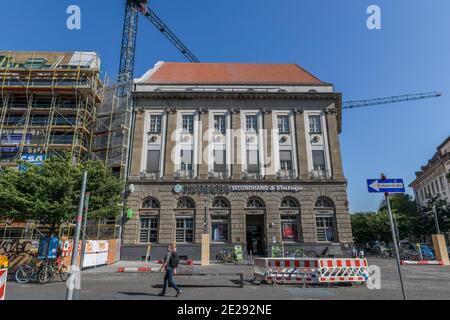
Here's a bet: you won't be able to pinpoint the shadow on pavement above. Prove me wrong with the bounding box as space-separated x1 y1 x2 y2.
118 291 162 297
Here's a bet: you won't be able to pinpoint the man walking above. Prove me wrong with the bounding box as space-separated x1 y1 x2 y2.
158 242 182 297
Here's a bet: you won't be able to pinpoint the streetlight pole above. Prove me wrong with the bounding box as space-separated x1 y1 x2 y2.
432 202 441 235
66 170 88 300
385 192 407 300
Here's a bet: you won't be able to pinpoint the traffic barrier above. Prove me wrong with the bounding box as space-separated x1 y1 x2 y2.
317 258 369 283
117 266 160 273
0 256 8 300
401 260 444 265
254 257 370 285
254 258 319 284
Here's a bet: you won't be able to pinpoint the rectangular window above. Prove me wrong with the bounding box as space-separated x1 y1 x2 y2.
280 150 292 171
247 150 259 173
139 216 158 243
431 182 435 195
309 115 322 133
213 115 226 134
182 115 194 133
312 150 326 171
211 215 229 242
281 215 298 242
213 150 226 172
149 115 162 133
176 218 194 243
316 216 335 242
146 150 160 173
180 149 193 172
278 115 290 134
439 177 445 191
246 115 258 132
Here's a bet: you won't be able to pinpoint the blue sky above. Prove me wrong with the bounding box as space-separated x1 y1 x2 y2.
1 0 449 212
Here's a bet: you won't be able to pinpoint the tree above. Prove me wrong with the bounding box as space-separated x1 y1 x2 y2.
0 156 124 234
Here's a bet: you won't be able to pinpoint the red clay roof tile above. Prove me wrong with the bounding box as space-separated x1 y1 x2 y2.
140 62 324 85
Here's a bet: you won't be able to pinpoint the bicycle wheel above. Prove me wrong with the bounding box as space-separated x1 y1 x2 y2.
15 265 32 284
39 265 54 284
60 265 69 282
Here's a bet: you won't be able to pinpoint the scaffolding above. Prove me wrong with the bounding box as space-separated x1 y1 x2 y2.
92 79 132 179
0 51 102 168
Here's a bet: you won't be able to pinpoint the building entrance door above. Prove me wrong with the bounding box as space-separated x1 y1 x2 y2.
246 215 264 256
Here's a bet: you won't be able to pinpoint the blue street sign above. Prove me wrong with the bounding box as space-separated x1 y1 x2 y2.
367 179 405 193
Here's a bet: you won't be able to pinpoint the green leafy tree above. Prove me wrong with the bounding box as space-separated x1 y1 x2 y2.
0 156 124 234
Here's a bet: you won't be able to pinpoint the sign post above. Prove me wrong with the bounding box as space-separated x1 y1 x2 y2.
66 170 88 300
367 175 407 300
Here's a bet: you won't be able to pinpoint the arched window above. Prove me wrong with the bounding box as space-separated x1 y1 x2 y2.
177 197 196 209
246 197 265 208
140 197 160 244
314 196 336 242
212 197 230 208
280 197 300 242
315 196 334 208
280 197 300 208
142 197 160 209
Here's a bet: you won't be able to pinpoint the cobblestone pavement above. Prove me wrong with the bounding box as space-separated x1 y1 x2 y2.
5 258 450 300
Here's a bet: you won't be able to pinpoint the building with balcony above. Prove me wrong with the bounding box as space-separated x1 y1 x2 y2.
122 62 353 260
410 136 450 206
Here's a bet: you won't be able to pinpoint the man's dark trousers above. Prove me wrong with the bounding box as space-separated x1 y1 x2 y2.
162 267 179 293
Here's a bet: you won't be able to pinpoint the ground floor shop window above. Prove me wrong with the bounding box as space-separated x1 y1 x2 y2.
176 217 194 243
211 215 229 242
139 216 158 243
316 216 335 242
281 215 298 242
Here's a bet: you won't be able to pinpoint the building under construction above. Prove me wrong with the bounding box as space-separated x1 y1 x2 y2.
0 51 102 168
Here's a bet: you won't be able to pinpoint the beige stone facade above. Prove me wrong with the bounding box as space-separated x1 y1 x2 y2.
121 63 353 260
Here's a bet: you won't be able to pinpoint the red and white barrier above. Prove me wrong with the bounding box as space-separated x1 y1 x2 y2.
317 258 369 283
117 259 194 273
254 257 369 285
401 260 444 266
117 266 161 273
254 258 319 284
0 269 7 300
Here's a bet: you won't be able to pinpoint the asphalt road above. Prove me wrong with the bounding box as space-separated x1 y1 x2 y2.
5 258 450 300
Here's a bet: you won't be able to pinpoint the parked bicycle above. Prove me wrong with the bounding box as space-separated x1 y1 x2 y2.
39 258 69 284
216 248 237 264
285 248 305 258
15 257 69 284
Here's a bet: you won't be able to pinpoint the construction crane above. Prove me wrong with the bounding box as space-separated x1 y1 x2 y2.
119 0 198 86
118 1 442 110
343 91 442 110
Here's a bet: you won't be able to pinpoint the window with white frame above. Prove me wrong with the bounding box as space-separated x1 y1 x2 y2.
309 115 322 133
146 150 160 174
176 217 194 243
281 215 299 242
211 215 229 242
280 150 293 172
213 150 226 173
149 115 162 133
312 150 326 171
278 115 290 134
247 150 259 174
139 216 158 243
182 114 194 133
180 149 193 172
214 115 226 134
246 115 258 132
315 197 336 242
